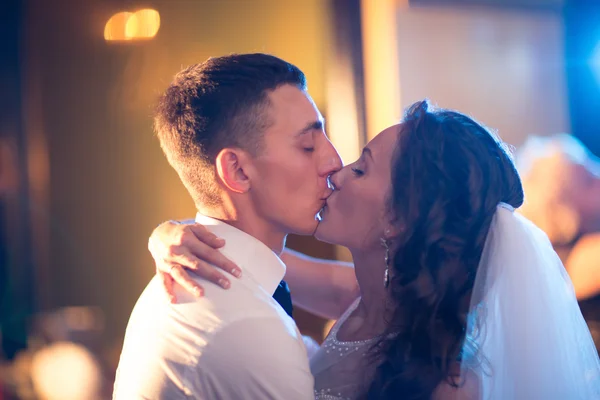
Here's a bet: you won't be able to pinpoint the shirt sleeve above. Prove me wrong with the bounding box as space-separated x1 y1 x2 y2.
192 317 314 400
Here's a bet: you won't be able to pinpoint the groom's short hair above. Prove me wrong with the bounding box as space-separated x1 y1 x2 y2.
155 53 306 207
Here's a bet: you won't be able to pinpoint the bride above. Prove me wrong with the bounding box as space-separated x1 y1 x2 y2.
147 100 600 399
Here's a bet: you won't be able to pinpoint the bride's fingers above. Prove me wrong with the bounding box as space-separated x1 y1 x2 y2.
169 264 205 297
176 227 241 278
189 241 242 278
168 253 233 290
188 224 227 248
164 251 234 287
187 256 233 289
155 223 242 278
159 271 177 303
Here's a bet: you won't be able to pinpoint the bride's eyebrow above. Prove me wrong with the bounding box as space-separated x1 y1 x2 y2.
362 147 373 161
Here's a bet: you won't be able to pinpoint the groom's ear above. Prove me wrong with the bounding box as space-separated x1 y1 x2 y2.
215 148 252 194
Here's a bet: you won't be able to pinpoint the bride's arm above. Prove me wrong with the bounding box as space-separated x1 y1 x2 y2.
281 249 358 320
149 220 359 320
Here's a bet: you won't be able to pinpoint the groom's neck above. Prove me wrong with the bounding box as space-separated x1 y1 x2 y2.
199 204 287 255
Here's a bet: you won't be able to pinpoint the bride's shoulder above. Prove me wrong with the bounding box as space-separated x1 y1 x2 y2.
431 366 480 400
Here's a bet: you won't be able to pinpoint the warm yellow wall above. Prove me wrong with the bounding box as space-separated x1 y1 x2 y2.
394 6 569 145
361 0 406 140
26 0 332 347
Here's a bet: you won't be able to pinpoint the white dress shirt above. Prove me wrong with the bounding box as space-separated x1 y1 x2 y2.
113 214 314 400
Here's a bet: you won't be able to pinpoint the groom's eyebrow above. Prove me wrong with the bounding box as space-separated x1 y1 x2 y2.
295 120 324 137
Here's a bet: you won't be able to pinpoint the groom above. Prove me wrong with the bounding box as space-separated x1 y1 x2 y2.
113 54 342 399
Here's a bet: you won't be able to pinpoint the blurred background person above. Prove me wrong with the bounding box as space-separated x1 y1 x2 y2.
518 133 600 353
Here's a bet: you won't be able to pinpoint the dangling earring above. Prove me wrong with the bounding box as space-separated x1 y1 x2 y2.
380 238 390 288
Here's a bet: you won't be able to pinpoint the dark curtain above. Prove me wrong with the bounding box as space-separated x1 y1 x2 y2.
0 0 31 360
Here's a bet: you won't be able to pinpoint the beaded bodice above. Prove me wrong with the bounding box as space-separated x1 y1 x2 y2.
310 298 378 400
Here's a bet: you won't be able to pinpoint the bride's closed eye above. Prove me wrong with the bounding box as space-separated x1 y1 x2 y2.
351 167 364 177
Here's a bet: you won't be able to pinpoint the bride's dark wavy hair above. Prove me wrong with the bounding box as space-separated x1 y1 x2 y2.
364 100 524 399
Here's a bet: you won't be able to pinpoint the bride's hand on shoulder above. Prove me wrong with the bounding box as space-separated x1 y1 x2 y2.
149 220 242 303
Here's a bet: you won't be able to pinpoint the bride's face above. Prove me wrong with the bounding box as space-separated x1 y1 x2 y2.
314 124 399 250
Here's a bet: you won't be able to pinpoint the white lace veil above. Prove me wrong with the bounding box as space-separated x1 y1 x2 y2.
461 203 600 399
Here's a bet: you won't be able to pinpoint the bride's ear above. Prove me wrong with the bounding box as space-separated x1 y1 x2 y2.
382 218 402 240
383 229 396 241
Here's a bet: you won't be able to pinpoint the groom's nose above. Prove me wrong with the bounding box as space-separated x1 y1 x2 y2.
318 143 343 177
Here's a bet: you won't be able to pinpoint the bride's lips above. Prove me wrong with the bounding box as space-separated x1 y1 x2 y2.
315 205 326 221
315 199 330 222
315 189 334 221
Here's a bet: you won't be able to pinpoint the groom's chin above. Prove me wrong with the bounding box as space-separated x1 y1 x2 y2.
291 218 319 237
313 223 334 244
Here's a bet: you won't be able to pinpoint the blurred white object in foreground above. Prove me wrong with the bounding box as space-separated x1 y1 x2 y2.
30 341 103 400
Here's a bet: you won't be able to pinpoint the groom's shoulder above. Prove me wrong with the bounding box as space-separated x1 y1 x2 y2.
130 273 295 333
117 276 311 399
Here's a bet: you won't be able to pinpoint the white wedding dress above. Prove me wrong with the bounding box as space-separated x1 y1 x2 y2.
309 203 600 400
310 298 375 400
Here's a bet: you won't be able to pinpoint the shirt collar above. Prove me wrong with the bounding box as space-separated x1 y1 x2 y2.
195 213 286 295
